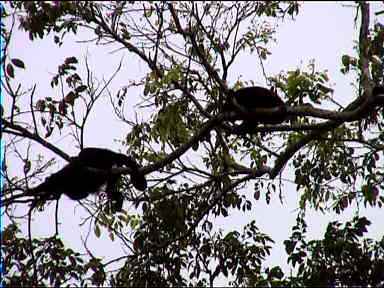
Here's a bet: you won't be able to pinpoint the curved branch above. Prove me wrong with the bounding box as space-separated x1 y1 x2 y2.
142 113 225 174
270 86 381 178
2 119 71 161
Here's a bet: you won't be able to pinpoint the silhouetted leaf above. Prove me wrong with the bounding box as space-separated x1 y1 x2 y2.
6 63 14 78
11 58 25 69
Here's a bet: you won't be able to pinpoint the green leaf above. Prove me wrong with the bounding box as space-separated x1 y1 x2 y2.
94 225 101 238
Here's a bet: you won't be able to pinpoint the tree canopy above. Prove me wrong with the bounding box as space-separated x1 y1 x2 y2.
1 2 384 287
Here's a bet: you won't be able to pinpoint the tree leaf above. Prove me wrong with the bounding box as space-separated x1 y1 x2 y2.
6 63 14 78
65 56 78 65
75 85 87 93
94 225 101 238
64 91 77 105
11 58 25 69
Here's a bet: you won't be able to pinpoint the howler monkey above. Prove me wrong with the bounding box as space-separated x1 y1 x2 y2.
31 148 147 212
224 86 287 133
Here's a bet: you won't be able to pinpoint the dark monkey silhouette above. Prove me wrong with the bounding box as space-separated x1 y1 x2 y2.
224 86 287 133
31 148 147 212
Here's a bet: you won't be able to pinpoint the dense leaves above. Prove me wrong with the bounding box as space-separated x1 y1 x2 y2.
282 216 384 287
2 224 88 287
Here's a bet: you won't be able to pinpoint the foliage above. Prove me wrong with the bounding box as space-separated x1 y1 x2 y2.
2 224 89 287
247 216 384 287
1 1 384 287
285 215 384 287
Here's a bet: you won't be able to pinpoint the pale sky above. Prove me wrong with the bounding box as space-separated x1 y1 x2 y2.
3 2 384 284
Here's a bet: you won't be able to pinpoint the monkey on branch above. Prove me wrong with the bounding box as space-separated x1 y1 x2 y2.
29 147 147 213
223 86 288 134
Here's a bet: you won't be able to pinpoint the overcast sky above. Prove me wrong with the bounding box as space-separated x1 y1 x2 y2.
3 2 384 284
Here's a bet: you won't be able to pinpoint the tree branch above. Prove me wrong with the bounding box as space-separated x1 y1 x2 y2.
2 119 71 161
